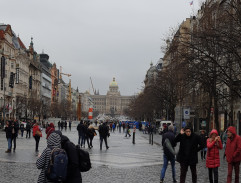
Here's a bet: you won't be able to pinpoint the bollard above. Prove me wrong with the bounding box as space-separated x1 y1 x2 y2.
133 126 136 144
151 133 154 145
149 133 151 144
132 131 135 144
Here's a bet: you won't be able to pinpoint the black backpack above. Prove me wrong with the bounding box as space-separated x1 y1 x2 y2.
76 145 91 172
46 148 68 182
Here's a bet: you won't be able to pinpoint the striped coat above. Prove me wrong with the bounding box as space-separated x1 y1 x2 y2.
36 133 61 183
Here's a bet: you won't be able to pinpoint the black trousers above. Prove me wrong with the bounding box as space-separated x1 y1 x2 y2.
34 136 40 151
26 130 31 138
12 137 16 150
180 163 197 183
208 167 218 183
100 136 108 149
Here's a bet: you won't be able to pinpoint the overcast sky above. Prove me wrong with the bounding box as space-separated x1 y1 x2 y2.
1 0 203 96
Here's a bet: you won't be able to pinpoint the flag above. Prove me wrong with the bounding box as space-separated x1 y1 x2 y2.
190 1 193 5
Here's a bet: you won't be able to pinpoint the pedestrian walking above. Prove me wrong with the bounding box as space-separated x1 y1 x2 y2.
112 123 116 132
221 129 227 149
81 122 88 148
69 121 72 131
36 132 62 183
206 129 222 183
77 121 83 145
87 122 96 148
58 121 61 131
99 122 109 150
125 123 131 137
45 123 55 139
5 121 13 153
225 126 241 183
11 121 19 152
64 121 67 131
33 122 42 153
200 130 208 160
122 122 125 133
119 122 122 133
61 121 64 131
160 125 177 183
26 122 31 138
175 126 203 183
20 122 25 137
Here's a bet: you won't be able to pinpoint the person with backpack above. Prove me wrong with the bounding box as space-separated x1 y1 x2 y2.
33 122 42 153
160 125 177 183
36 132 68 183
206 129 222 183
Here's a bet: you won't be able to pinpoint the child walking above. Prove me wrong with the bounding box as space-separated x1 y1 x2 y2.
206 129 223 183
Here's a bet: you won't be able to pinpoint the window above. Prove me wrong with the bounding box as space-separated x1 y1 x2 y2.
11 62 14 69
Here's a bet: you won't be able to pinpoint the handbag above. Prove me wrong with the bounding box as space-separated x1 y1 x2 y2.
35 130 42 137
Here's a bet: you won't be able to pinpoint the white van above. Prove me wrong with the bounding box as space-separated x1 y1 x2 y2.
158 121 173 134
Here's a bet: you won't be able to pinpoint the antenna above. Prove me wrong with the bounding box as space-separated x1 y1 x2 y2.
90 77 95 95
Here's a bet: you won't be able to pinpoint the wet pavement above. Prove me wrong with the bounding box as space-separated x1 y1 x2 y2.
0 127 240 183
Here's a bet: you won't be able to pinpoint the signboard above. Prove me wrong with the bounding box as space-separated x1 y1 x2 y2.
201 120 206 127
183 108 190 119
15 68 19 84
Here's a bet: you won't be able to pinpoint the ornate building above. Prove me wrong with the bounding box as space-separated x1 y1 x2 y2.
81 78 134 116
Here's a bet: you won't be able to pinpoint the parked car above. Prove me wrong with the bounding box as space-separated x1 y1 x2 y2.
158 121 173 134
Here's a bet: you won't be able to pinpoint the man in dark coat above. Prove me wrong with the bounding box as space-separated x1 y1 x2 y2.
99 122 109 150
26 122 31 138
160 125 177 183
5 121 13 153
11 121 19 152
175 126 203 183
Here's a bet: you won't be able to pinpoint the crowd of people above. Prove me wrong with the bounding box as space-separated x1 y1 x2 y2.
3 119 241 183
160 124 241 183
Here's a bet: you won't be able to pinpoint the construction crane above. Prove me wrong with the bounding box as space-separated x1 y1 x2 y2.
59 66 72 103
90 77 95 95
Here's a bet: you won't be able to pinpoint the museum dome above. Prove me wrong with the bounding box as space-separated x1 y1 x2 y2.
110 77 118 87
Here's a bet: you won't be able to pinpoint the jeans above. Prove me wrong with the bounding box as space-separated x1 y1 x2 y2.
180 162 197 183
201 148 207 159
21 130 24 137
26 130 31 138
7 138 12 150
227 161 240 183
208 167 218 183
161 154 176 180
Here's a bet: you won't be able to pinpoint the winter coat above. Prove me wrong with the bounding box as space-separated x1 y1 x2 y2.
99 124 109 137
61 135 82 183
162 130 176 160
5 124 13 139
33 124 42 137
206 129 223 168
77 123 83 136
45 123 55 139
225 126 241 163
11 122 19 138
26 123 31 130
36 133 62 183
175 131 203 165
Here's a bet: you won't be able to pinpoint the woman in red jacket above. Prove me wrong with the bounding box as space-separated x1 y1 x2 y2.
206 129 223 183
45 122 55 139
33 122 42 153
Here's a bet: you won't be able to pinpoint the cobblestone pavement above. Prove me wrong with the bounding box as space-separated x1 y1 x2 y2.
0 127 240 183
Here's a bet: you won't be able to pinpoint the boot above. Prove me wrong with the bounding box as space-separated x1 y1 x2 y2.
5 149 11 153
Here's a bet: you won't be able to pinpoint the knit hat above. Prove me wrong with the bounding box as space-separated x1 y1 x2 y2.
168 125 174 131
